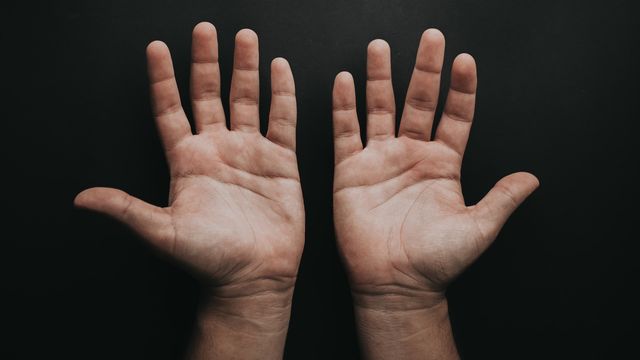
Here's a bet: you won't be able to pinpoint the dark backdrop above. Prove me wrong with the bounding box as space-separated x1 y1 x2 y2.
4 0 639 358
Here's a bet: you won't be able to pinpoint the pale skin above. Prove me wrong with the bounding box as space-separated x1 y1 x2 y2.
332 30 539 359
74 23 304 359
74 22 538 359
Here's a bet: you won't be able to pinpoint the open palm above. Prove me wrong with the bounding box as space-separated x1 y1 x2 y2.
75 23 304 293
333 30 538 303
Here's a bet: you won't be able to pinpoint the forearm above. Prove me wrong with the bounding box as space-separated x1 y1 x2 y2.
353 294 459 360
188 283 294 359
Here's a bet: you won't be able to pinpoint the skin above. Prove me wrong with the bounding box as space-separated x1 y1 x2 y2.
74 22 304 359
332 29 539 359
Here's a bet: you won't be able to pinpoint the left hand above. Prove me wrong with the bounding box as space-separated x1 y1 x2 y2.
332 30 539 310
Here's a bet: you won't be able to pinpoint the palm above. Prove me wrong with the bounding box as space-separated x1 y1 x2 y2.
335 137 481 292
76 24 304 289
332 31 538 297
165 130 303 283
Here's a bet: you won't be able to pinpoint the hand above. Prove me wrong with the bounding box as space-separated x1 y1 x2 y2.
332 30 538 358
75 23 304 358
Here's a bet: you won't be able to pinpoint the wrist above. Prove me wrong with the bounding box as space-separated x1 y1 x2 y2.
351 283 446 312
189 280 295 359
349 282 459 360
353 296 450 334
354 298 459 360
200 277 296 334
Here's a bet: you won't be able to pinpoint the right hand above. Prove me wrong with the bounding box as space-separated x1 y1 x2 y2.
75 23 305 301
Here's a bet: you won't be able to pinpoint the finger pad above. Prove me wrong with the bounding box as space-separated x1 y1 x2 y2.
451 54 477 92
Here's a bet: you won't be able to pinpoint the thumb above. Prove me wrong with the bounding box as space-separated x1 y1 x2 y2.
74 187 174 251
472 172 539 243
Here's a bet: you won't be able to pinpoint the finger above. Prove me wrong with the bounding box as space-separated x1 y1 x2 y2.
190 22 226 133
230 29 260 132
266 58 297 151
333 72 363 165
471 172 539 245
399 29 445 140
74 187 175 252
434 53 477 156
147 41 192 151
366 39 396 141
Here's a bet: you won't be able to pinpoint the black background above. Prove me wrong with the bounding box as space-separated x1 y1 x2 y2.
4 0 639 358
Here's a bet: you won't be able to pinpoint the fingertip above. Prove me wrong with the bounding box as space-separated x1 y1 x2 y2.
335 71 354 85
451 53 477 92
453 53 477 72
193 22 217 40
75 187 126 207
367 39 390 55
271 58 294 86
272 56 288 64
194 21 216 33
191 23 219 64
270 57 295 93
333 72 356 109
520 172 541 189
414 29 445 74
271 57 291 71
333 72 355 98
233 29 259 70
235 28 258 45
146 41 172 76
504 172 541 195
422 28 445 43
74 189 91 208
146 40 169 57
74 187 109 209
